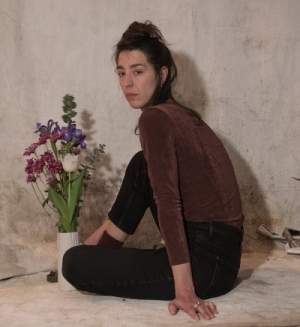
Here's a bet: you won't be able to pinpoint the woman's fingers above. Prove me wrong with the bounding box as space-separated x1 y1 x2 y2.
168 298 217 321
187 306 201 321
194 301 217 320
204 301 218 314
168 300 199 321
168 302 178 316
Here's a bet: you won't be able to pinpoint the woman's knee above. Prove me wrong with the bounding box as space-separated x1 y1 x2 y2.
62 245 82 283
127 150 146 172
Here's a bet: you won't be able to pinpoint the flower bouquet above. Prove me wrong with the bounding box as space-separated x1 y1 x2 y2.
23 95 105 290
24 95 105 233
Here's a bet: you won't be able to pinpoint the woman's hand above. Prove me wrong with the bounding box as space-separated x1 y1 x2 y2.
83 232 100 245
168 291 218 321
83 220 128 245
83 221 109 245
170 262 218 321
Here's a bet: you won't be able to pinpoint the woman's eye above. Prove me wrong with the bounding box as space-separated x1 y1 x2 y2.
134 70 142 75
117 71 125 77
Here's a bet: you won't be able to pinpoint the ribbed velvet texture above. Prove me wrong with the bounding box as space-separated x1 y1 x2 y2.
138 101 244 265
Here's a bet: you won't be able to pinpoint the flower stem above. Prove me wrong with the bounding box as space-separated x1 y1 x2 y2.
31 183 57 223
50 141 59 160
68 172 71 208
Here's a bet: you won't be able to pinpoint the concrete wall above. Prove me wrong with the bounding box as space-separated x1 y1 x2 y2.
1 0 300 278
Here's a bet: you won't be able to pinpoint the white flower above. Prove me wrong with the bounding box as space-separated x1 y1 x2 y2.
61 154 78 173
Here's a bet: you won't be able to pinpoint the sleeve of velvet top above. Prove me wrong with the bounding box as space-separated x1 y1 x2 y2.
138 107 190 266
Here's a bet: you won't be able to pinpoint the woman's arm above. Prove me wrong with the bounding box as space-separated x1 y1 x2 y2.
139 108 190 265
83 220 109 245
83 220 128 245
169 262 218 321
139 107 217 320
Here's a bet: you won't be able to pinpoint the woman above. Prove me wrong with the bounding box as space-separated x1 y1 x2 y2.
63 21 244 321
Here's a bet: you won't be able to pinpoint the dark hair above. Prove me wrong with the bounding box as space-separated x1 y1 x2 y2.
114 21 201 127
114 21 177 107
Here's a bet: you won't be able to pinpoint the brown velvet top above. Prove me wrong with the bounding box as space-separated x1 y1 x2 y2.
138 101 244 266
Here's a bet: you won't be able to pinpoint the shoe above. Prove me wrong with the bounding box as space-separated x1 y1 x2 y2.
47 270 58 283
282 228 300 248
257 224 300 243
257 224 286 243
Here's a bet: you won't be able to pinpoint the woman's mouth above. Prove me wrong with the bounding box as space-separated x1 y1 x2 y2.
126 93 137 99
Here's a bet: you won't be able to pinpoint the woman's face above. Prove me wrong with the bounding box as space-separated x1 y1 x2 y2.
117 50 164 110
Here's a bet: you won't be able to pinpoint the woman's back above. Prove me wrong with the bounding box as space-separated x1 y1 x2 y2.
139 101 244 229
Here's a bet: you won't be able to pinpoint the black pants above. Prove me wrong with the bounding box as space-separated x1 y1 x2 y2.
63 151 243 300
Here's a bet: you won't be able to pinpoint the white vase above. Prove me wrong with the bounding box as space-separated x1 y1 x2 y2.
57 231 79 291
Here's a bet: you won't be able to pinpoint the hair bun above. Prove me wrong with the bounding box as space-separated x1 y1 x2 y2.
122 20 165 42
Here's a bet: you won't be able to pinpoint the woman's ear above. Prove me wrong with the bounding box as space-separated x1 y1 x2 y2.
160 66 168 85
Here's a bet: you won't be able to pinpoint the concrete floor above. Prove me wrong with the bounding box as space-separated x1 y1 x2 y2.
0 250 300 327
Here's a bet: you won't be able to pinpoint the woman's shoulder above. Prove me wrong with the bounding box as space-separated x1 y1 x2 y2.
140 101 202 128
140 101 183 120
139 102 185 132
139 104 173 131
151 100 183 113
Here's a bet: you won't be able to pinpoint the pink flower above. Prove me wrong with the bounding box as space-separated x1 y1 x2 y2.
25 158 45 177
25 158 35 174
41 151 55 164
34 158 45 175
46 158 63 174
50 130 66 143
38 134 49 145
26 174 37 183
23 143 39 156
46 177 55 185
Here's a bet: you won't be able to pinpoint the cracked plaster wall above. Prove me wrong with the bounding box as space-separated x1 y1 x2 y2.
1 0 300 279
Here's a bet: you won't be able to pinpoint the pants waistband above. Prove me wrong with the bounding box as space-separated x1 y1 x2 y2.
186 221 244 242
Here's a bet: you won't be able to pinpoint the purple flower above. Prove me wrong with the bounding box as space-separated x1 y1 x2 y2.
35 119 58 135
61 124 86 149
72 128 86 149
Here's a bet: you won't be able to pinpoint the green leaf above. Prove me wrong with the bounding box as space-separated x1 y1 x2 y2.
63 106 72 113
48 188 74 232
50 141 59 160
63 94 74 102
62 95 77 124
66 167 88 228
69 111 77 118
48 167 87 233
62 115 71 123
65 140 74 154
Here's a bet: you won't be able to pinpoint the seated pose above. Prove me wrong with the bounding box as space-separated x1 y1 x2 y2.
63 20 244 321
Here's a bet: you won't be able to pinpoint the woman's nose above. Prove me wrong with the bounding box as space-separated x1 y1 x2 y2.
124 74 133 88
